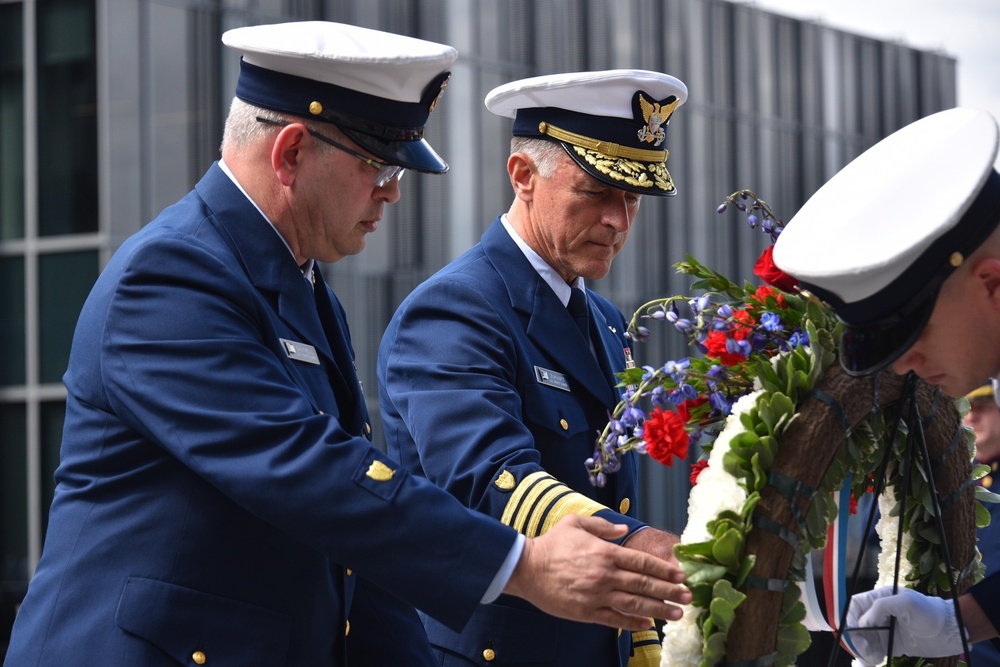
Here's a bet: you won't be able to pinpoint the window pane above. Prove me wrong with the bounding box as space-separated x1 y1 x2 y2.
0 256 25 386
40 400 65 529
0 403 28 583
37 0 97 236
0 3 25 241
39 250 97 383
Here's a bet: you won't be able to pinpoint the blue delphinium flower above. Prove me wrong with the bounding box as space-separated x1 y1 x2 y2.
669 384 698 404
663 358 690 383
709 390 732 415
788 329 810 348
706 364 727 388
760 311 783 332
650 385 668 406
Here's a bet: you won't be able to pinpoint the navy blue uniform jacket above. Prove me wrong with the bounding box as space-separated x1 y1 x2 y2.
378 218 655 666
970 463 1000 665
4 164 516 666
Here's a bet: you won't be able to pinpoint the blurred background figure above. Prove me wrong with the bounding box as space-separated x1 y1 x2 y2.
965 383 1000 667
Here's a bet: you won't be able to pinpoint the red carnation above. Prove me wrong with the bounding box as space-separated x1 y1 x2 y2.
642 407 690 467
753 284 786 309
753 246 798 293
690 460 709 486
704 331 747 367
730 309 755 341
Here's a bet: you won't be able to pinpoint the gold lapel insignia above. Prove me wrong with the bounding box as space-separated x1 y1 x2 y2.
636 93 680 147
366 460 395 482
495 470 515 491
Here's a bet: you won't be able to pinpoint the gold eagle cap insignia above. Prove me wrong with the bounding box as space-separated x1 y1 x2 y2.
366 460 395 482
495 470 516 491
428 73 451 113
636 93 679 147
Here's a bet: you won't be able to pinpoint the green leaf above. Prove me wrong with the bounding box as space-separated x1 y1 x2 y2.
684 562 729 585
675 540 716 560
617 366 647 386
780 600 807 625
711 527 744 568
734 554 757 588
977 501 993 528
918 547 937 575
709 596 736 632
722 450 751 479
713 579 747 608
775 620 811 662
703 631 726 666
976 486 1000 505
688 582 715 609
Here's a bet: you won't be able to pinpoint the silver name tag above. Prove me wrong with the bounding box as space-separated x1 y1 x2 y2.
534 365 570 392
280 338 320 365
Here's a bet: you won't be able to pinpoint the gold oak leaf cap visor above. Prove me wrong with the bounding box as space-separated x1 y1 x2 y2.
222 21 457 173
772 107 1000 377
485 69 688 196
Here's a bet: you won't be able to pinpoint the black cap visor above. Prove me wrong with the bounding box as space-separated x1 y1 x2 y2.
838 286 938 377
340 127 449 174
561 143 676 197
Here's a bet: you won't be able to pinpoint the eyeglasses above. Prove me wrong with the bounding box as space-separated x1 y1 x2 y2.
255 117 405 187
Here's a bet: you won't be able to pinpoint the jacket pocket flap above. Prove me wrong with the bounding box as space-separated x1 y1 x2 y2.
423 602 557 664
115 577 292 665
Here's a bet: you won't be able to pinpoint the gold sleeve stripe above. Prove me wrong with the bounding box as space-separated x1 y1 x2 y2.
538 490 606 535
502 472 563 533
627 629 662 666
500 470 609 537
524 486 574 537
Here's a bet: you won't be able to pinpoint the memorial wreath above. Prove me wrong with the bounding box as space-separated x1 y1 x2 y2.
587 191 992 667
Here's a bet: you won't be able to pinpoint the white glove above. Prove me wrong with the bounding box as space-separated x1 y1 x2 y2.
846 587 967 666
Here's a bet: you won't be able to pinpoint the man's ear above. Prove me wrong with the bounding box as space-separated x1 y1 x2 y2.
976 256 1000 303
507 153 537 202
271 123 310 187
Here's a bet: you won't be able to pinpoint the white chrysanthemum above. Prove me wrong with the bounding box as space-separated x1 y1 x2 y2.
875 486 914 587
663 389 765 667
661 605 704 667
680 390 760 543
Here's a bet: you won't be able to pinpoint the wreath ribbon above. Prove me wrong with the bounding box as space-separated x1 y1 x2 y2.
799 476 859 659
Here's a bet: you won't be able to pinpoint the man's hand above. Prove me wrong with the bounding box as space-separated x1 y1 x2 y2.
502 515 692 631
846 587 966 665
623 526 680 564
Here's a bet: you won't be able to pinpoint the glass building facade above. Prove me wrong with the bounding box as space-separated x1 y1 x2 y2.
0 0 956 654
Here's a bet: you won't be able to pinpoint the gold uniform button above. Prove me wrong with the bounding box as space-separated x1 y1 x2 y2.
365 422 372 435
192 651 207 665
309 100 324 115
559 418 569 430
346 568 352 576
483 648 496 662
345 620 350 636
619 498 631 514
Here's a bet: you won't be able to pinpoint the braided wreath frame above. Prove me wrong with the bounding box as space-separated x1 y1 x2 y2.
725 367 977 666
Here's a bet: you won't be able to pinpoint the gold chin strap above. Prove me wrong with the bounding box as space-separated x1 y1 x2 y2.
538 122 667 164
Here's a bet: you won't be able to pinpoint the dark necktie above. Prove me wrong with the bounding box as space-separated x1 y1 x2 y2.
568 288 590 342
